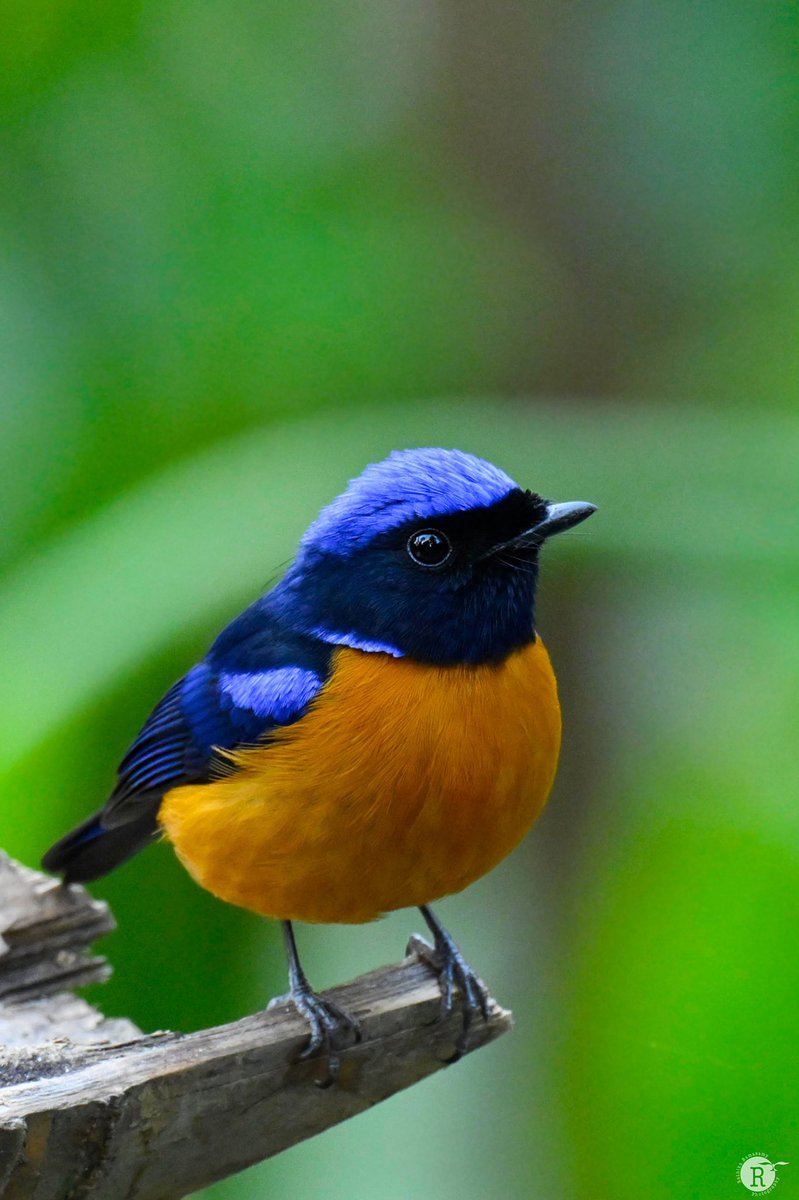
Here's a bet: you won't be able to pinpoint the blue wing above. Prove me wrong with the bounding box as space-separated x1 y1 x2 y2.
43 602 333 882
107 660 328 817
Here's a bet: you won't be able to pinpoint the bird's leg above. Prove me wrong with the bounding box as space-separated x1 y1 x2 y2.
280 920 361 1082
418 905 491 1056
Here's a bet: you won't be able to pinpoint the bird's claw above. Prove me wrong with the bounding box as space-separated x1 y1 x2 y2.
416 932 491 1058
437 950 491 1025
290 986 361 1084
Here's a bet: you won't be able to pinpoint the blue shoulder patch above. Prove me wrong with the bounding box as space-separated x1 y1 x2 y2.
302 447 517 556
218 666 322 724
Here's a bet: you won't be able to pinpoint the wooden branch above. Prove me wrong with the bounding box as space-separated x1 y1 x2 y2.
0 855 512 1199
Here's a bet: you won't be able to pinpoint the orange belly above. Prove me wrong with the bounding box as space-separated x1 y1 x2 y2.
158 641 562 923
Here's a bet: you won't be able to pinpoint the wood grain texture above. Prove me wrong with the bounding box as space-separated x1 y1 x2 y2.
0 854 117 1004
0 855 512 1199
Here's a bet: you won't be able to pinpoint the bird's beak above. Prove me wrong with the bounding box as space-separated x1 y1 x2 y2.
525 500 597 543
486 499 597 558
479 496 590 561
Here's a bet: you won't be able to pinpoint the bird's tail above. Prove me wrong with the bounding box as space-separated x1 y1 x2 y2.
42 803 161 884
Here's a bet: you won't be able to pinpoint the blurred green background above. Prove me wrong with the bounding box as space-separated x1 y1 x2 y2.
2 3 797 1198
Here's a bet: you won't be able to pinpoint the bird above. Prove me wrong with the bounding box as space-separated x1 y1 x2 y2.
43 447 595 1075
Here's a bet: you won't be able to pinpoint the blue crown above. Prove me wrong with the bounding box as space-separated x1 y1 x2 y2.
303 448 518 556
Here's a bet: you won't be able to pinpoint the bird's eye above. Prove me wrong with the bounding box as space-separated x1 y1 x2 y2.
406 528 452 567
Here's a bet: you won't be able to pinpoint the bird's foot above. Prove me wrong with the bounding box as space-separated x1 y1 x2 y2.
288 984 361 1085
413 928 491 1059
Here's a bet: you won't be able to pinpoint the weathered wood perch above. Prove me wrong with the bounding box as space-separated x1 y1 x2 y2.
0 854 511 1199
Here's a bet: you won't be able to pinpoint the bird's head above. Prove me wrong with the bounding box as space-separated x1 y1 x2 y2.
280 448 595 666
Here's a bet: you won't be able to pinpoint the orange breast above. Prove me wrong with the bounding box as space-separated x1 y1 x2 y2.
159 641 562 924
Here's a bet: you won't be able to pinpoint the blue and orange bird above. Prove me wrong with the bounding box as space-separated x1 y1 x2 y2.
43 449 595 1070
